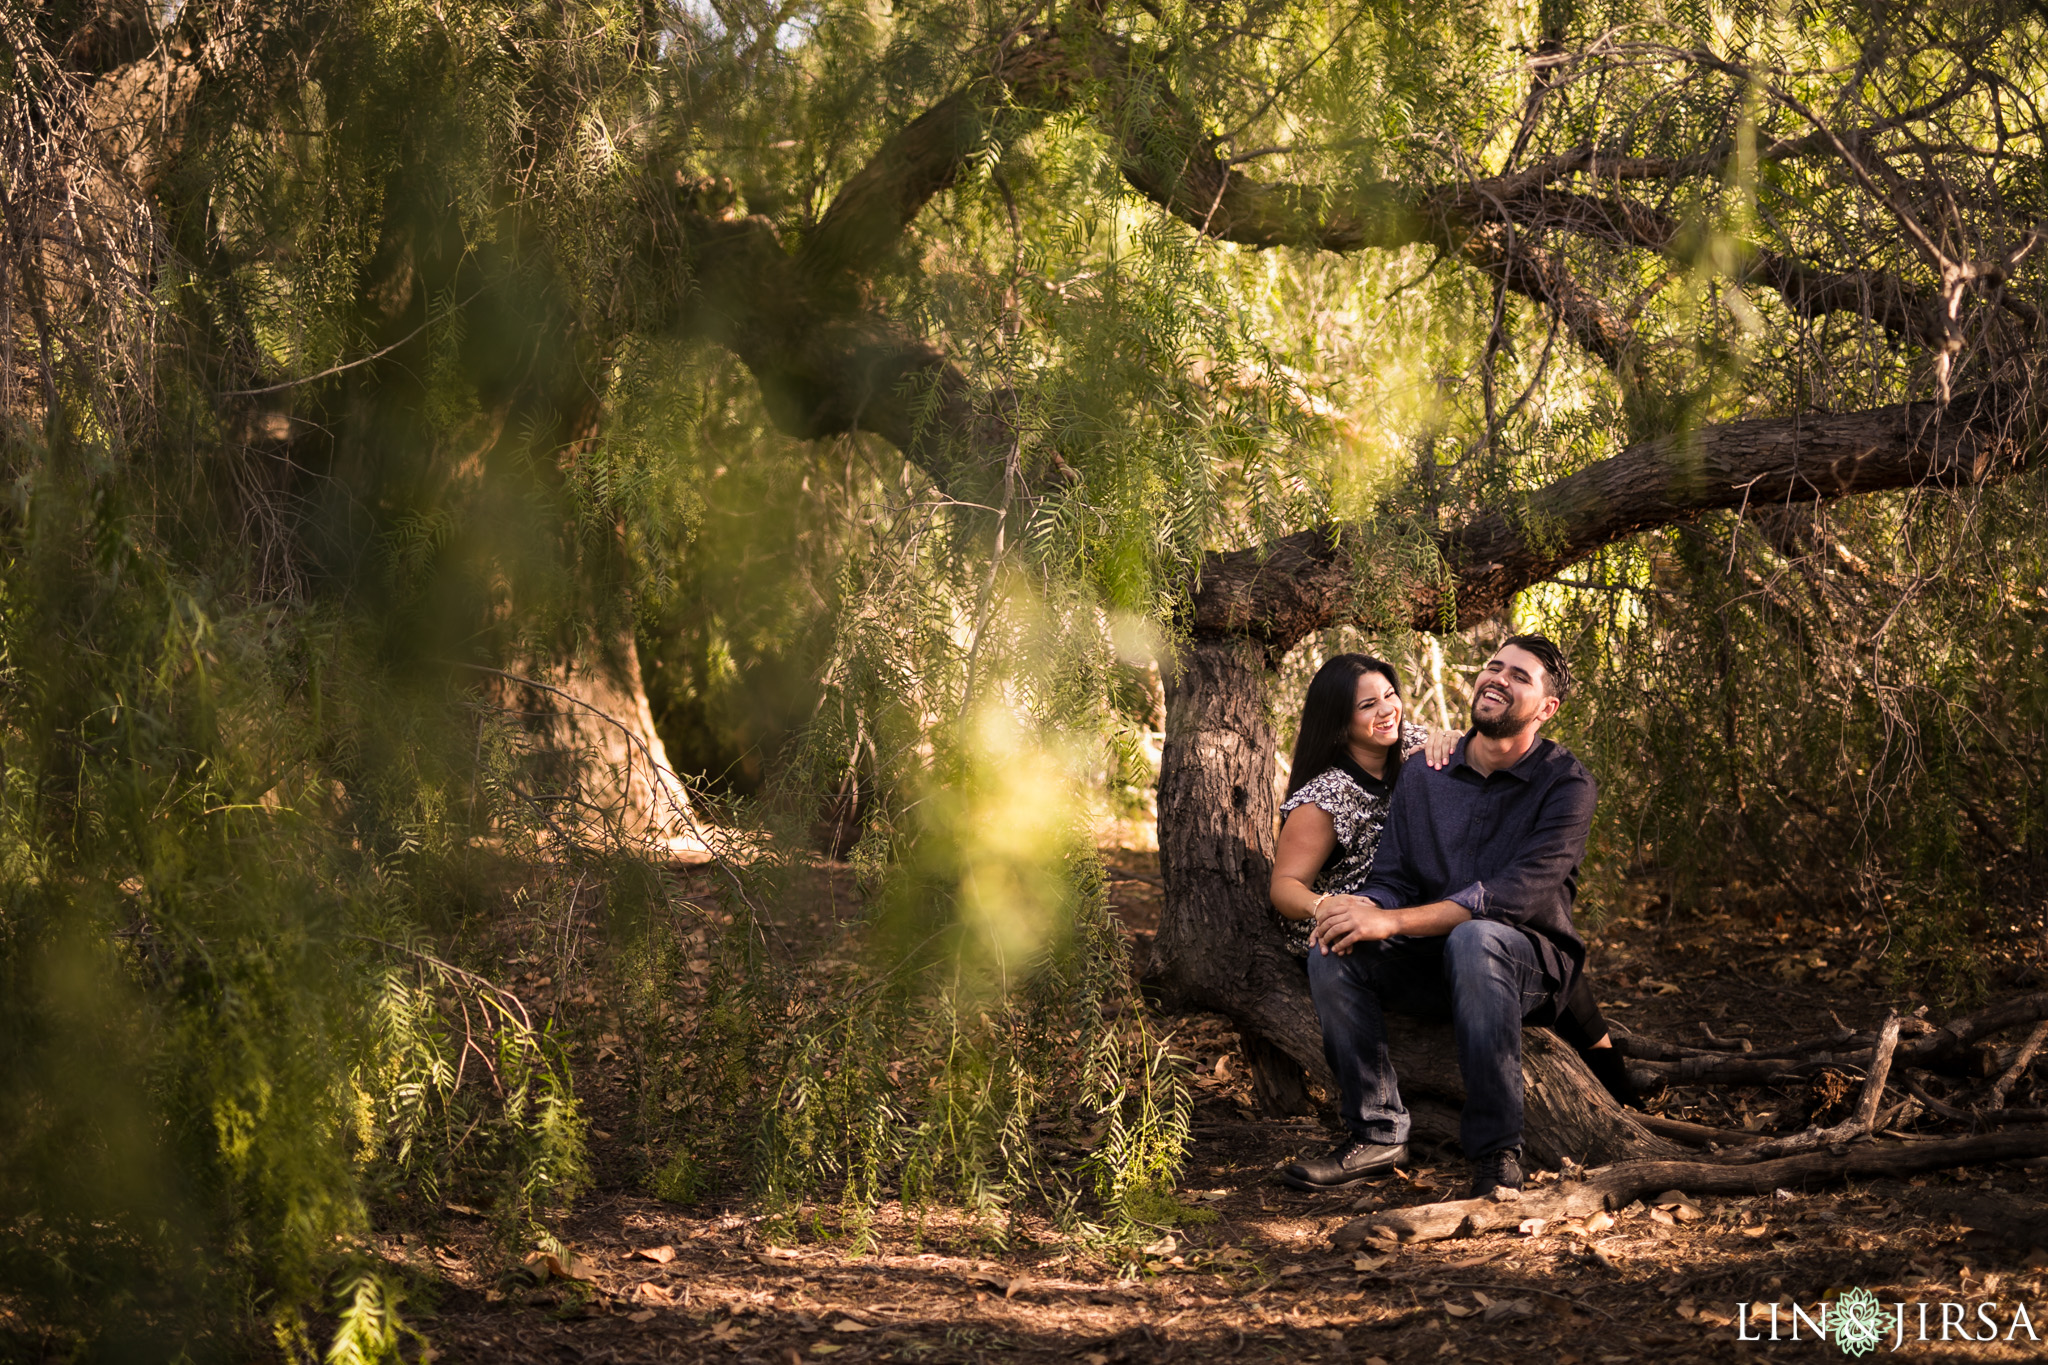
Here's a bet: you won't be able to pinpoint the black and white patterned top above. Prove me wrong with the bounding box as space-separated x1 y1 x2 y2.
1276 722 1429 959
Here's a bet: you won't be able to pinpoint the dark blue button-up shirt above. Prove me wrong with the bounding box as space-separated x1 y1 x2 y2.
1360 732 1596 1008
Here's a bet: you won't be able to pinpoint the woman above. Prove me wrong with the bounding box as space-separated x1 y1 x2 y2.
1268 654 1637 1106
1269 654 1449 960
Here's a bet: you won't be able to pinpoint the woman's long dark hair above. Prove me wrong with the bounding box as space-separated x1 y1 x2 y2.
1285 654 1404 798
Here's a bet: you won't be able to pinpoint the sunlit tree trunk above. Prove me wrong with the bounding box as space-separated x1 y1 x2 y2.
496 631 705 854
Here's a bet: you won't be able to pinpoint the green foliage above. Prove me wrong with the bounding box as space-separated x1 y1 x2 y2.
8 0 2048 1354
1532 476 2048 997
0 2 654 1354
1076 1014 1197 1235
321 1273 426 1365
0 468 597 1359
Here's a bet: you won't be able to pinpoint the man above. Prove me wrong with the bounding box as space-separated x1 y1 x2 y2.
1279 634 1596 1200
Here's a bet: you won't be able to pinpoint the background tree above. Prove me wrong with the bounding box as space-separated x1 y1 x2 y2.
5 0 2046 1356
621 0 2048 1146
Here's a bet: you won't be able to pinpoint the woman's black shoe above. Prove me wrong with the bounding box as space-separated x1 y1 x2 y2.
1583 1045 1640 1108
1278 1138 1409 1190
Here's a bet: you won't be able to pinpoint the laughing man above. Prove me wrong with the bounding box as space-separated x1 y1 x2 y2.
1280 634 1597 1201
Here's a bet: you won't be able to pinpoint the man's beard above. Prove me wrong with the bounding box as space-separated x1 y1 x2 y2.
1471 687 1535 738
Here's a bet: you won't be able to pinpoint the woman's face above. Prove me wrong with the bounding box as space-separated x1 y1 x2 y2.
1346 670 1403 754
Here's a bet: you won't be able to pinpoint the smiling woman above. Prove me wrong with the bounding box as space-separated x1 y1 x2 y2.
1269 655 1430 960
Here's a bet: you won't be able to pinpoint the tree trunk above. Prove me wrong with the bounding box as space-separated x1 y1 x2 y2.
490 631 707 856
1151 635 1314 1080
1148 634 1674 1166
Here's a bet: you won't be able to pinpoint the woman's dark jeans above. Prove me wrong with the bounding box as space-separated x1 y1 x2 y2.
1304 918 1552 1160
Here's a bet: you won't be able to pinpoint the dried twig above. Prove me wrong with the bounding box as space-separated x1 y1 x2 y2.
1695 1022 1752 1053
1630 1113 1765 1148
1902 1074 1972 1122
1983 1019 2048 1111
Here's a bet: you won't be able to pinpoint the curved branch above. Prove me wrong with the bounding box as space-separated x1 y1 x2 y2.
1099 57 1643 381
1513 187 1937 342
1188 387 2029 655
1094 36 1948 367
674 211 1031 501
798 28 1074 283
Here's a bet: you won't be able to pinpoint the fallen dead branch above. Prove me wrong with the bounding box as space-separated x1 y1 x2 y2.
1615 1015 1939 1066
1735 1011 1901 1159
1986 1020 2048 1110
1629 1113 1764 1148
1898 1076 2048 1127
1694 1023 1752 1052
1626 1050 1863 1085
1615 997 2044 1122
1900 991 2048 1068
1332 1129 2048 1246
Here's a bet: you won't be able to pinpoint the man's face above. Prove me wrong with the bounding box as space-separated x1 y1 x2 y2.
1470 644 1561 739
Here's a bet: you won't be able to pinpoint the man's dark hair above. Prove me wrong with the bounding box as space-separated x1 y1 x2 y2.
1500 633 1570 700
1286 654 1403 797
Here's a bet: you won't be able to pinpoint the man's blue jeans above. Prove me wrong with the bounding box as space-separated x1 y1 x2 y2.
1305 918 1552 1160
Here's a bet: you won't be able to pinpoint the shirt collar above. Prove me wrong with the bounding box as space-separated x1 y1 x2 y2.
1331 749 1393 793
1452 731 1549 781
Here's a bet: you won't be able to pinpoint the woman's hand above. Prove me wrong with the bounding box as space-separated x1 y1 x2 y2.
1420 725 1460 768
1308 894 1393 954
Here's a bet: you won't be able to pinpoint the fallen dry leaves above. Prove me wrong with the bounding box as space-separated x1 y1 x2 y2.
396 855 2048 1365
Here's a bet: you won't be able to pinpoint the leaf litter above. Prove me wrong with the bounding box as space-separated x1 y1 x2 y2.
396 856 2048 1362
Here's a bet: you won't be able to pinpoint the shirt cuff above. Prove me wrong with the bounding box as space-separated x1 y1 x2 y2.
1447 882 1487 915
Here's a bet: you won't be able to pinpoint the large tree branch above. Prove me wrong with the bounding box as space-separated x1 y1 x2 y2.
663 25 1087 501
1093 35 1951 369
1188 387 2029 658
1515 187 1938 342
675 211 1033 501
1098 50 1644 382
798 24 1075 285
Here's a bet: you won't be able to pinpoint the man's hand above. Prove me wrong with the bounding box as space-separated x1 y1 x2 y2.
1309 895 1395 954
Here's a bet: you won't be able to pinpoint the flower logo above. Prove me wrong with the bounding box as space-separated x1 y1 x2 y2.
1832 1286 1884 1357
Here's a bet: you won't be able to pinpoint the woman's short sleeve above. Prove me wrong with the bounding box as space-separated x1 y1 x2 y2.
1398 720 1429 759
1280 770 1365 851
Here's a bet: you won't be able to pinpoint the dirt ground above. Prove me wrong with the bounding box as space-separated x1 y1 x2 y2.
406 853 2048 1364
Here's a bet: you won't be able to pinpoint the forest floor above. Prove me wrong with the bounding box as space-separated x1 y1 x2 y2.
406 850 2048 1365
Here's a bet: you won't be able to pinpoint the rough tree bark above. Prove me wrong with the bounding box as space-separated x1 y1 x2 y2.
485 633 705 854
